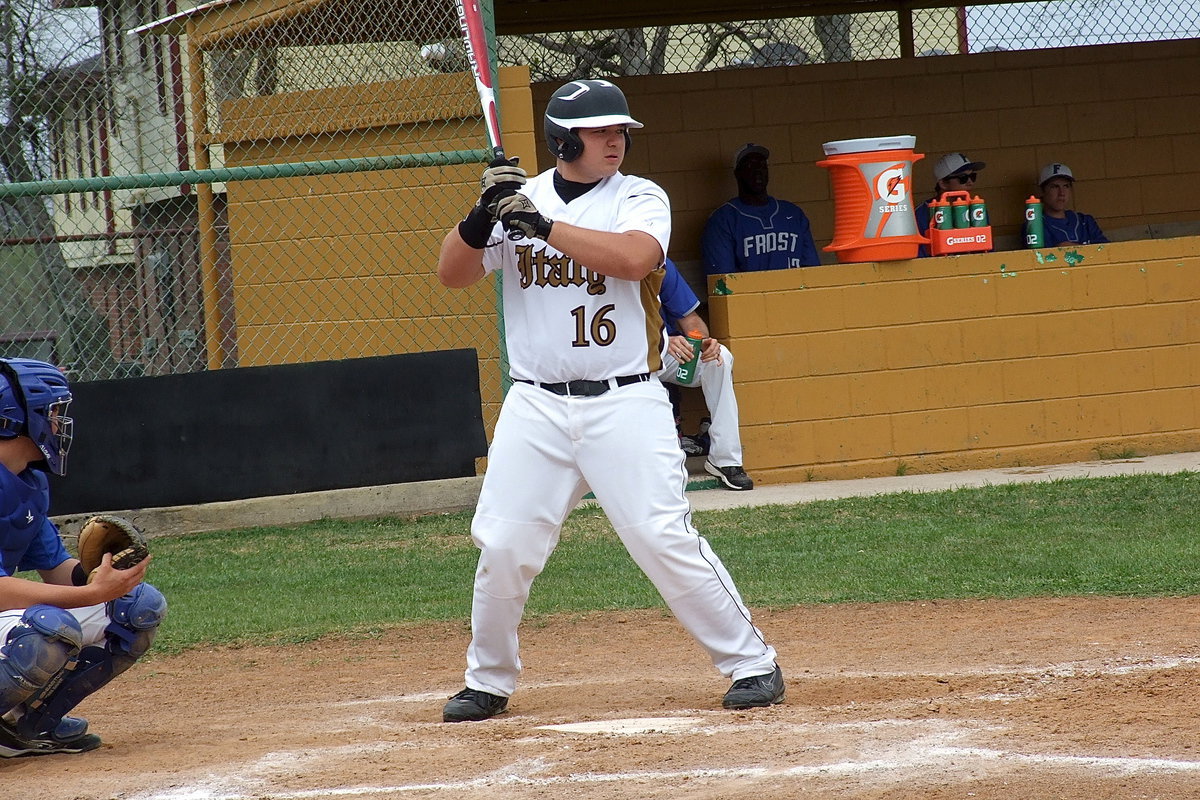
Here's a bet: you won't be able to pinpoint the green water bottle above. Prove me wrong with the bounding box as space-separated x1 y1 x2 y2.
1024 196 1044 248
932 199 952 230
970 195 989 227
675 330 704 386
951 196 971 228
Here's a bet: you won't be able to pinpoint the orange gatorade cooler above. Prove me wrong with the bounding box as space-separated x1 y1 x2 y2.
817 135 925 263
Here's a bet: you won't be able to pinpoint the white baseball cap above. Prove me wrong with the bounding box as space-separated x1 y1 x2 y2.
733 143 770 170
933 152 986 182
1039 162 1075 186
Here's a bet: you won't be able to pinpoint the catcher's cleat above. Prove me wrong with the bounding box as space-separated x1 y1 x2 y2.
442 687 509 722
0 717 101 758
722 665 785 709
705 461 754 491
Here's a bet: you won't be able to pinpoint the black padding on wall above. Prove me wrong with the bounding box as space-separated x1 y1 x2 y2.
49 351 487 515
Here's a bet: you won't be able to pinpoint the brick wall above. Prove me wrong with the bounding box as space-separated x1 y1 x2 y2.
534 39 1200 268
707 237 1200 483
221 67 536 435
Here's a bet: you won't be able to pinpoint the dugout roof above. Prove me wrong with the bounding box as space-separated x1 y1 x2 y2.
133 0 1045 46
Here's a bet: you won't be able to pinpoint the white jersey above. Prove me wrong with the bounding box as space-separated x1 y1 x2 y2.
481 169 671 383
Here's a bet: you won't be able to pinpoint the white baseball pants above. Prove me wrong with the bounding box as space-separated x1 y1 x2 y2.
463 378 776 698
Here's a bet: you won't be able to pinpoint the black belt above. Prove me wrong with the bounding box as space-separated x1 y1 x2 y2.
517 373 651 397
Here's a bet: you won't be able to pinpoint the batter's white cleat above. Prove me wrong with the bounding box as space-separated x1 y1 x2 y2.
442 687 509 722
722 665 785 709
705 461 754 491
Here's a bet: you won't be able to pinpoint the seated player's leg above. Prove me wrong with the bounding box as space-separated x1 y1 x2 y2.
696 345 754 490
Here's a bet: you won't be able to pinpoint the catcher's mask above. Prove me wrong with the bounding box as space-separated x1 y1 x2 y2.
543 79 642 163
0 357 74 476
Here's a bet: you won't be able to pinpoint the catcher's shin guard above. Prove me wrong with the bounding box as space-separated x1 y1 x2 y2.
15 583 165 738
0 606 84 715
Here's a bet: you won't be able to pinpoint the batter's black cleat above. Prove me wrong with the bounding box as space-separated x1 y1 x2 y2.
722 665 785 709
705 461 754 491
0 717 101 758
442 688 509 722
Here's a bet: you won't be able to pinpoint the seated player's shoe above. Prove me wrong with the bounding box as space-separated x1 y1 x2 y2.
0 716 101 757
442 687 509 722
679 435 706 457
705 461 754 491
722 665 785 709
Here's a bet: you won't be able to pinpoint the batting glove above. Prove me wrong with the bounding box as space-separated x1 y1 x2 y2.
480 156 525 192
495 193 554 240
459 157 524 249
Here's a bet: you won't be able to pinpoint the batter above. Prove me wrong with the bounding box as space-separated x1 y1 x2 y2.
436 78 783 723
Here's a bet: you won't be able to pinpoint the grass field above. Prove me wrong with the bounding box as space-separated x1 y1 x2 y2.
142 471 1200 654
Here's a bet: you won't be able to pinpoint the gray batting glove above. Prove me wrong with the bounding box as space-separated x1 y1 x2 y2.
481 156 526 192
495 193 554 240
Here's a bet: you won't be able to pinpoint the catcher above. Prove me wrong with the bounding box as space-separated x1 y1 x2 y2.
0 358 166 757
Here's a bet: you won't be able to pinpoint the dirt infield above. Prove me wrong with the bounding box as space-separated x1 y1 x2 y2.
12 596 1200 799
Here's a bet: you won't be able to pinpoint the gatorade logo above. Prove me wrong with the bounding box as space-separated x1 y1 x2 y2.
1025 207 1036 221
874 167 907 204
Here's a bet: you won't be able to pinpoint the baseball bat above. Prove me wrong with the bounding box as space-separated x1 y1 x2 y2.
456 0 505 162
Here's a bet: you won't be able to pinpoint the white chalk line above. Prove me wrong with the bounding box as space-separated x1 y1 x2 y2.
130 654 1200 800
335 653 1200 708
129 720 1200 800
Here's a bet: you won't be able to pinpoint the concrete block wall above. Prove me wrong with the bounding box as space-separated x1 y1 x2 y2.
533 39 1200 269
221 67 536 435
707 238 1200 483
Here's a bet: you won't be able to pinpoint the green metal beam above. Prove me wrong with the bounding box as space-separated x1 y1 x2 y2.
0 149 491 198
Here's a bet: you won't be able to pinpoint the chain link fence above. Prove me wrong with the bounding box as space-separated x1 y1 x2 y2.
2 0 1197 389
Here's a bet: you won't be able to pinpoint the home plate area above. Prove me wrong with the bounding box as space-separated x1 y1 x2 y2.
23 598 1200 800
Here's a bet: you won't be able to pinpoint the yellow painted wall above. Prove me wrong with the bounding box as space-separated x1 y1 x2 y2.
534 39 1200 266
707 237 1200 483
219 66 536 433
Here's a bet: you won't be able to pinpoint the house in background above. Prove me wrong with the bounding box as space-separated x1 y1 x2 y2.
37 0 208 376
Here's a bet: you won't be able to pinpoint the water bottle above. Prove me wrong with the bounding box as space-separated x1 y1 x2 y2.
675 330 704 386
1024 196 1044 248
951 196 971 228
970 195 989 227
931 199 952 231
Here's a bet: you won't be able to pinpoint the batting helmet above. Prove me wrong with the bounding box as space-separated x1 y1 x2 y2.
543 79 643 163
0 358 74 476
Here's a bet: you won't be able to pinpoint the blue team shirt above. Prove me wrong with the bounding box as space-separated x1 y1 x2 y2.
701 197 820 275
914 199 934 257
0 466 70 577
1025 211 1109 247
658 259 701 336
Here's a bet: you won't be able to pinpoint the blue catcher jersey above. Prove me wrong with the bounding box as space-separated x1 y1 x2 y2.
701 197 820 275
1 467 70 577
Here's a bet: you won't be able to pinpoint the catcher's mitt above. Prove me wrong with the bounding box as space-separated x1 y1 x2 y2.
77 515 149 582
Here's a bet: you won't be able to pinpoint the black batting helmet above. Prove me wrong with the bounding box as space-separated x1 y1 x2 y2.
543 79 643 163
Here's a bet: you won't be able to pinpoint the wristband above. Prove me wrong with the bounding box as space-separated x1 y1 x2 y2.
458 204 495 249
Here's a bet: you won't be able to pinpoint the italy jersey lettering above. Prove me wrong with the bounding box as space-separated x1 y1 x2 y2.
516 245 607 295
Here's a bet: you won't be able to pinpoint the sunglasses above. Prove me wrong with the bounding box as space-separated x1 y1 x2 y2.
948 172 977 183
